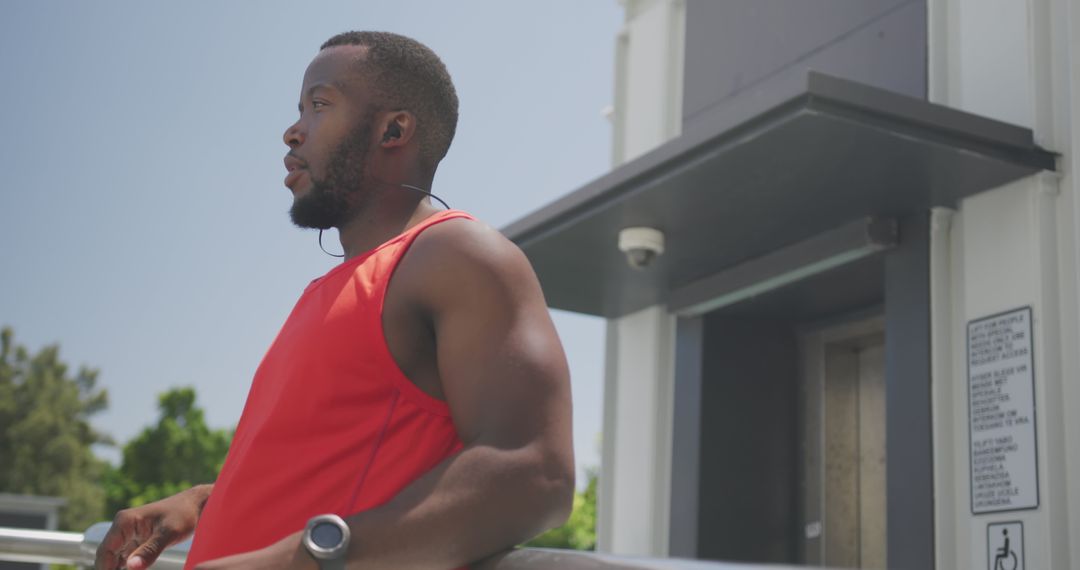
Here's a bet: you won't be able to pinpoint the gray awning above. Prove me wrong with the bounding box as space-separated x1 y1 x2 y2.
502 72 1056 318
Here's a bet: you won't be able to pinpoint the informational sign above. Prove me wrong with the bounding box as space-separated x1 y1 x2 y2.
968 307 1039 514
987 521 1024 570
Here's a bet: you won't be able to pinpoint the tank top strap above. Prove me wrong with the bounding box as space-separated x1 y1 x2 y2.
364 208 476 415
374 208 477 289
398 209 476 244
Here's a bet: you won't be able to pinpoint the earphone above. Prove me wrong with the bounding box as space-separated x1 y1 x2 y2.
382 123 402 142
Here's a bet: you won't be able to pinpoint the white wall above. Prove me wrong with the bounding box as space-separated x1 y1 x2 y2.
928 0 1078 567
598 0 685 557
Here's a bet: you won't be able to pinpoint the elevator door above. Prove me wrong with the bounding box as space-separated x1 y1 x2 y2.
802 321 886 568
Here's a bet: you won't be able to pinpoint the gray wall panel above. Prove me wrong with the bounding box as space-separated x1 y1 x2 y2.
884 213 935 569
684 0 926 127
697 318 799 563
669 316 704 558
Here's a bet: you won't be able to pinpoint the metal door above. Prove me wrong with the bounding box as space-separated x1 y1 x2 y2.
801 318 887 568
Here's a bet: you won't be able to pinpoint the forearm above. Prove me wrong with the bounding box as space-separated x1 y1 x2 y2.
341 444 573 570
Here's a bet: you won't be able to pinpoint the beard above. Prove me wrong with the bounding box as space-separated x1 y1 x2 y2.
289 115 376 230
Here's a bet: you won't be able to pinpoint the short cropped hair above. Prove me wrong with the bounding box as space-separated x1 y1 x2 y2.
321 31 459 172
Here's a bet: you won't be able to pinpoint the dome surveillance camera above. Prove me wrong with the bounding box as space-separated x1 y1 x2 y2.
618 227 665 270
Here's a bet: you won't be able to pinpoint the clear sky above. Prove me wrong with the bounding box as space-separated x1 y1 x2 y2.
0 1 620 485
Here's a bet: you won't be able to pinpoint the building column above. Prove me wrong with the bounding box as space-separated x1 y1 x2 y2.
597 0 685 557
598 306 676 556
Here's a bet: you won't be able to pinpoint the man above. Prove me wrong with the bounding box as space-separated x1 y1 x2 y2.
95 31 574 570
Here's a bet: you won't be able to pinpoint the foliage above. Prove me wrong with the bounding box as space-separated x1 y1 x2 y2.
104 387 231 514
525 469 597 551
0 326 111 531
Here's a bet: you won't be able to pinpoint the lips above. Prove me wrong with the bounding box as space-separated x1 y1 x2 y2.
284 155 308 189
284 169 307 189
284 155 306 171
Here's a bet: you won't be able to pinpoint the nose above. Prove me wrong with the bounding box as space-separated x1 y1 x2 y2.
283 118 305 148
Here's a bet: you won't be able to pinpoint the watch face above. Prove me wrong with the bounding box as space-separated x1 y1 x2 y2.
311 521 344 549
304 513 349 560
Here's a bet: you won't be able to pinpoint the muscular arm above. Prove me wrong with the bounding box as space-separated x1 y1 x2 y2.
339 219 575 568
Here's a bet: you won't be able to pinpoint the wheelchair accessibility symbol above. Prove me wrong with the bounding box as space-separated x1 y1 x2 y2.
987 521 1024 570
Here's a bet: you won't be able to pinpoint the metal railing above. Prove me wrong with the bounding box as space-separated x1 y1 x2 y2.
1 523 806 569
0 526 86 566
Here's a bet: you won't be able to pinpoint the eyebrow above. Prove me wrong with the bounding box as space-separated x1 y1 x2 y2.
297 83 341 113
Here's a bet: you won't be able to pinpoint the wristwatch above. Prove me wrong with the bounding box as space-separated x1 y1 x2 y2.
302 514 351 570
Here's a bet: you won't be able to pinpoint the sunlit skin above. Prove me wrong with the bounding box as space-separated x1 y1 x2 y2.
96 44 574 570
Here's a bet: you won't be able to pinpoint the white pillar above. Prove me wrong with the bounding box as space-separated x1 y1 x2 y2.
599 306 676 555
598 0 685 557
610 0 684 166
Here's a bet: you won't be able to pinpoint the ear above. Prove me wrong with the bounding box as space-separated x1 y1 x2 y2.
378 110 416 149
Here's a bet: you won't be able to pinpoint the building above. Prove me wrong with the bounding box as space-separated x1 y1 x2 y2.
503 0 1079 568
0 494 66 570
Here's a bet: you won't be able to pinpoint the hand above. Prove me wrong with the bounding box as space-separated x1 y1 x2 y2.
95 484 212 570
192 531 316 570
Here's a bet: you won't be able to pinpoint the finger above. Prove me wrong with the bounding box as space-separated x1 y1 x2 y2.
95 541 129 570
93 546 112 570
125 528 169 570
94 541 112 570
95 523 130 570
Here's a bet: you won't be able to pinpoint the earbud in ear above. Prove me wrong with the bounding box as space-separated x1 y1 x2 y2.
383 123 402 142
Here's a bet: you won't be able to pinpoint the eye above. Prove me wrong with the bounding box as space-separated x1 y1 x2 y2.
311 100 328 110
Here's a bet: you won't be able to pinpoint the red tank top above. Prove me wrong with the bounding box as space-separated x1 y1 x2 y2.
185 210 473 568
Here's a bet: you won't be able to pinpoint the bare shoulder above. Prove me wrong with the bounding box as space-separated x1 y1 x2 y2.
414 217 524 263
396 217 544 309
408 217 535 279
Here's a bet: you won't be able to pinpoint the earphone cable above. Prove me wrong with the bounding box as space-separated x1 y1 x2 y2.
318 229 345 258
317 184 451 258
401 184 450 210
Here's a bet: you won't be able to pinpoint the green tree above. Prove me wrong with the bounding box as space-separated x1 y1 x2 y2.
525 469 597 551
0 326 111 531
105 387 231 514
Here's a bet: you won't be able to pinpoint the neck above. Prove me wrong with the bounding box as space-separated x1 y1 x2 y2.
336 182 442 260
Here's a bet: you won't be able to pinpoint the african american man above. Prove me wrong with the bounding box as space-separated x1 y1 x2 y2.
95 31 574 570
